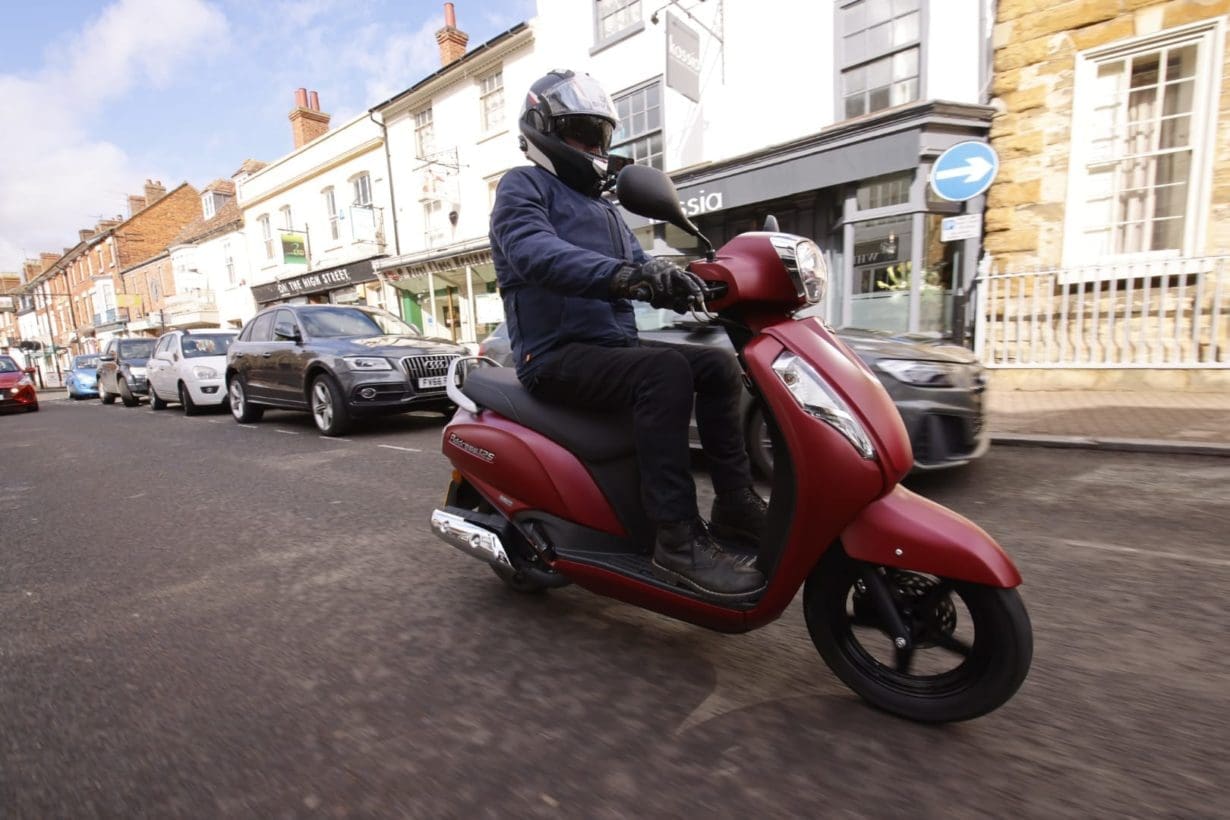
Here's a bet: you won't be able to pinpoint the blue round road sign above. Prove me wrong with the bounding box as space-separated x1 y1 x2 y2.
930 141 999 202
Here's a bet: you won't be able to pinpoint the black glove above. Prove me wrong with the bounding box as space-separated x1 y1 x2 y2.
609 258 703 311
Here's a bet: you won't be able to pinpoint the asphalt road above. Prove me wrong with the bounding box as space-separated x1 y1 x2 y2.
2 397 1228 817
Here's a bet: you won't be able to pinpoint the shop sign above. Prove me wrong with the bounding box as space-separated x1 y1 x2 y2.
251 258 378 303
281 231 308 265
665 12 701 103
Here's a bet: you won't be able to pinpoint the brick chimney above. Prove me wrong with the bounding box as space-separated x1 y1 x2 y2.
289 88 331 149
144 179 166 205
435 3 469 65
78 229 94 242
128 194 147 217
39 252 60 273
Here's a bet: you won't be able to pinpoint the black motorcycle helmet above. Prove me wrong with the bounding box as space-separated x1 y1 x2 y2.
518 69 619 197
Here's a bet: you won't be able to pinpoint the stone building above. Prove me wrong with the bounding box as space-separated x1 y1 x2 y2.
982 0 1229 387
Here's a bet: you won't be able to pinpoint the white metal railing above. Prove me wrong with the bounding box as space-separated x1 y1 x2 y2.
975 255 1228 368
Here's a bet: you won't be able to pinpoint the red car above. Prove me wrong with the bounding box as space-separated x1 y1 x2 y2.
0 355 39 413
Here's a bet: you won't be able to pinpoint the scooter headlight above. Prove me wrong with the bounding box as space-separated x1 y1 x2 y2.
770 236 827 304
772 351 875 459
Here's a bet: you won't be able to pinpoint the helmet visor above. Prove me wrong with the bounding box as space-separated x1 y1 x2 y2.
557 115 615 155
538 73 618 122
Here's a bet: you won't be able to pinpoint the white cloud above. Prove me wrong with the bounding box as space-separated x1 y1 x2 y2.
0 0 227 273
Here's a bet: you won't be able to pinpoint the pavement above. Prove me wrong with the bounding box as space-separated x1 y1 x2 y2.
35 384 1230 456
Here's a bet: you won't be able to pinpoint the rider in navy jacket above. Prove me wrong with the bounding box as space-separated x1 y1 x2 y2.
490 164 644 386
488 69 766 602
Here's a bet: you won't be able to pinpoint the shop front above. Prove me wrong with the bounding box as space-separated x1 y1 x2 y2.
250 256 388 310
374 238 503 346
626 100 993 340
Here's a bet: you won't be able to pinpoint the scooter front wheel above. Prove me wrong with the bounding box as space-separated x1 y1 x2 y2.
804 544 1032 723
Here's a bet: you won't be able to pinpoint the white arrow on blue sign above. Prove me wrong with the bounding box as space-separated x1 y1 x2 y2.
929 141 999 202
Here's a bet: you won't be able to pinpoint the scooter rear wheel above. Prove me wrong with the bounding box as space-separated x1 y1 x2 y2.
804 543 1032 723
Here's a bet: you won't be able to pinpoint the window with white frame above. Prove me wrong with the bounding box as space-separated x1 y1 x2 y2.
839 0 921 119
323 187 339 241
202 192 216 218
414 108 435 159
424 200 446 247
258 214 273 259
279 205 293 229
612 80 663 170
1066 21 1222 263
224 240 235 284
479 70 505 133
352 173 372 207
595 0 641 46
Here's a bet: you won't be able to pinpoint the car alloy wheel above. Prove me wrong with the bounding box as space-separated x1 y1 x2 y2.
310 374 351 436
228 377 263 423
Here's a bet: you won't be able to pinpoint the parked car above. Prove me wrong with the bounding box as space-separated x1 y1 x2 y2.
477 306 988 474
225 304 468 436
0 355 38 413
147 329 238 415
97 337 155 407
65 355 100 399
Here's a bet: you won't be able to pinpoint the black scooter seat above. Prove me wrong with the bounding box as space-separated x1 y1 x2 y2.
462 367 635 462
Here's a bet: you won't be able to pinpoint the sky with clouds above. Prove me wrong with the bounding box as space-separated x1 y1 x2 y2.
0 0 536 274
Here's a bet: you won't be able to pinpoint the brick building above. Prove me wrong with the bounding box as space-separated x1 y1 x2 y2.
979 0 1229 388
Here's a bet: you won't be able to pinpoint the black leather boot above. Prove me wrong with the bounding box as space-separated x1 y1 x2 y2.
652 519 765 601
709 487 768 544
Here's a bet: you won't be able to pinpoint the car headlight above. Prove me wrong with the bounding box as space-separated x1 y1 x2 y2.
876 359 959 387
192 365 218 380
770 236 828 304
343 356 393 371
772 351 874 459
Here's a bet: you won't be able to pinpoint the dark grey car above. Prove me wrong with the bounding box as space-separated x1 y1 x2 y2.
97 337 155 407
477 306 988 474
226 304 467 436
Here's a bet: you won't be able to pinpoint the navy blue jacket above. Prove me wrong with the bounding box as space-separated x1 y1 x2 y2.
490 165 647 384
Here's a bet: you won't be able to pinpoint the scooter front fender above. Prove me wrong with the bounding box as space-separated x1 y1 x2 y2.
840 485 1022 588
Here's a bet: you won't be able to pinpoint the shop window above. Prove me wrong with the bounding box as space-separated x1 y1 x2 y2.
850 215 911 333
839 0 921 119
594 0 642 47
612 80 663 170
856 172 912 210
1064 21 1221 265
479 69 505 133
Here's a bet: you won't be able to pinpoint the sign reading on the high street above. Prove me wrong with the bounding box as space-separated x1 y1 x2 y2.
250 258 378 303
665 12 701 103
930 141 999 202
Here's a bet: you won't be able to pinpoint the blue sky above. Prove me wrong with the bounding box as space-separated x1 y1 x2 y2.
0 0 536 273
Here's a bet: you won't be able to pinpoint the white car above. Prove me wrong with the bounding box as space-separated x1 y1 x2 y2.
147 329 238 414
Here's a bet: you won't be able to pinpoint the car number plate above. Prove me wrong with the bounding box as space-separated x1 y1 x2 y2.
418 375 448 388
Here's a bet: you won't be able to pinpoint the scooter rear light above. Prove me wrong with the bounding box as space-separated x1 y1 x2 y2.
771 352 875 459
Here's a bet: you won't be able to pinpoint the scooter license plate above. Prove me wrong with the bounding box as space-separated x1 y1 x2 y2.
418 375 448 389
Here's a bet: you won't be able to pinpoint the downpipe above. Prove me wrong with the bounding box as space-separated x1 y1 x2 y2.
430 508 513 568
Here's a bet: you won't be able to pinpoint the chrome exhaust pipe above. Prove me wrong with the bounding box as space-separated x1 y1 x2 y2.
430 509 512 568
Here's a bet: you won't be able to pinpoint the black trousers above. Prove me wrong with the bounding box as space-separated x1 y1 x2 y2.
525 340 754 523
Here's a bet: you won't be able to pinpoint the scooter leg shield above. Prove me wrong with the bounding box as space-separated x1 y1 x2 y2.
839 486 1023 588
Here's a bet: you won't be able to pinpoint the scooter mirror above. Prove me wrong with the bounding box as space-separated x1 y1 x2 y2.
616 165 714 259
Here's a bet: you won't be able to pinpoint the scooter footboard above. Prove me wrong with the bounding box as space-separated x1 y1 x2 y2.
840 486 1022 588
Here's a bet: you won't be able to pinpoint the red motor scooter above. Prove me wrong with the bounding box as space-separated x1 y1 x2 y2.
434 165 1032 723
